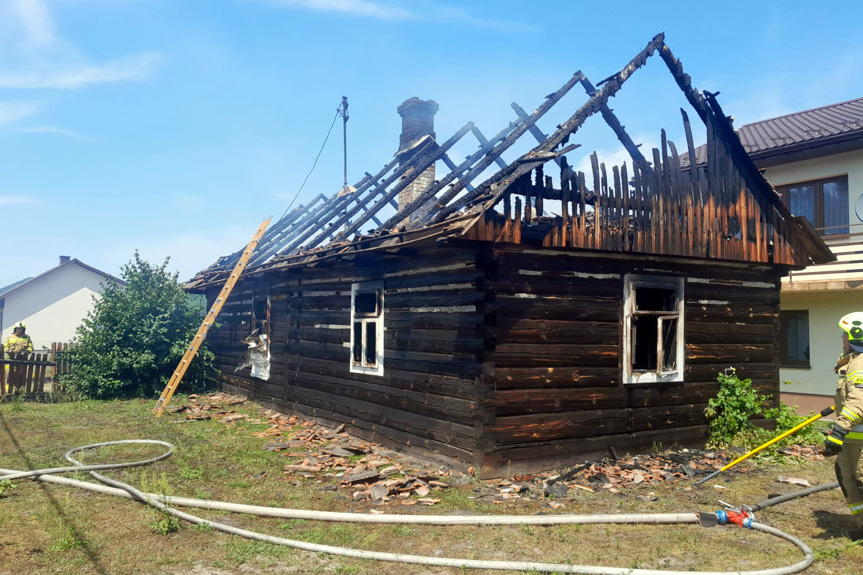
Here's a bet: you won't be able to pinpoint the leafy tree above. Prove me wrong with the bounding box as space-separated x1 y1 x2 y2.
62 252 217 399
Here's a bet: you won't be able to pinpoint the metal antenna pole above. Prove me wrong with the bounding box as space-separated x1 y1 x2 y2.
339 96 349 190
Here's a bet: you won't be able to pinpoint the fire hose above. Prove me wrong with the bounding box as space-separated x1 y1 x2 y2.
1 439 816 574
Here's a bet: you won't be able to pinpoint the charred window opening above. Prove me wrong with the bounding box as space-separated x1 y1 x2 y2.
350 282 384 376
254 298 270 339
624 275 684 384
235 296 270 380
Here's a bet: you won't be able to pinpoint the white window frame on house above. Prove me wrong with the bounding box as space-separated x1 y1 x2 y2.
622 274 685 384
349 281 384 376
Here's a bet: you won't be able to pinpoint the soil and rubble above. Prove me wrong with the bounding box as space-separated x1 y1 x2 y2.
170 392 825 508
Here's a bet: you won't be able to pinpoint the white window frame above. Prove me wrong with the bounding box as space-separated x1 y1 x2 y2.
349 281 384 376
622 274 685 384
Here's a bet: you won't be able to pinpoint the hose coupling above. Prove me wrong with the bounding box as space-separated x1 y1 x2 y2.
715 508 754 529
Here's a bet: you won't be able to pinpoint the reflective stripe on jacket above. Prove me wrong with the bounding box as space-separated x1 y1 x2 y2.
3 334 33 354
837 353 863 439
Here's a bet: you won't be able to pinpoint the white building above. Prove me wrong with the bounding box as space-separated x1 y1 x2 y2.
741 98 863 413
685 97 863 413
0 257 124 352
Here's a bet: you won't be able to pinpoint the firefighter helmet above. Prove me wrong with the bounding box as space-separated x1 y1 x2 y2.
13 322 25 330
839 312 863 342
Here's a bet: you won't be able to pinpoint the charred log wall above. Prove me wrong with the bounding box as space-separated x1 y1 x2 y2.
208 246 486 468
480 247 781 474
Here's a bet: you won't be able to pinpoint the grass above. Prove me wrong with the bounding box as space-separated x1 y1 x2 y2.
1 394 862 574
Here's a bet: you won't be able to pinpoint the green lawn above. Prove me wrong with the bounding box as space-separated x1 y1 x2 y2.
1 395 861 575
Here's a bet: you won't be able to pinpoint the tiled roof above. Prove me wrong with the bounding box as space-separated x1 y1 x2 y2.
740 96 863 155
0 259 124 301
0 277 33 299
683 96 863 168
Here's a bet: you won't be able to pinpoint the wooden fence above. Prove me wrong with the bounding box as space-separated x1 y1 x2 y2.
0 342 73 395
52 342 72 382
0 347 54 395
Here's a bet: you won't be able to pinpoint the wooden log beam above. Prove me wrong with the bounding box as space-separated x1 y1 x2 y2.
578 75 653 173
416 70 586 228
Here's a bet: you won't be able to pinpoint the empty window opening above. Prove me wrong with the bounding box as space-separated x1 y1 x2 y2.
624 275 684 383
350 282 384 376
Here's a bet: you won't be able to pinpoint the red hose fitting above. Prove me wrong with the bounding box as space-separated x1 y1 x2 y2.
716 509 753 529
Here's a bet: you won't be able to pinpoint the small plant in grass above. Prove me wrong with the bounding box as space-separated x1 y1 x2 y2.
280 518 307 530
48 527 88 551
11 394 25 412
0 479 16 497
388 524 414 536
150 511 181 535
193 522 214 533
178 465 203 480
141 472 181 535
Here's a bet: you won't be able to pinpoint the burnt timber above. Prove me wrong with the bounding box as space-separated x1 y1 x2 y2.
189 34 834 474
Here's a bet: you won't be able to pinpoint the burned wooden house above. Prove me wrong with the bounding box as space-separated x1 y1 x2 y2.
189 34 833 474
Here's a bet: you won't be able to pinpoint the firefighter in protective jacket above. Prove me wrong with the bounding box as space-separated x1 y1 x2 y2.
825 311 863 526
3 322 33 354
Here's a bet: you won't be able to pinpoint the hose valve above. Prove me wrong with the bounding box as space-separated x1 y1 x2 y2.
699 502 755 529
716 501 754 529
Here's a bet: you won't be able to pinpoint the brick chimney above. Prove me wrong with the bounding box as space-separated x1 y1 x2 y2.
397 97 439 216
59 256 71 265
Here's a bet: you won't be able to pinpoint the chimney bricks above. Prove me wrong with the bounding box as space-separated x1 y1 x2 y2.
397 98 439 217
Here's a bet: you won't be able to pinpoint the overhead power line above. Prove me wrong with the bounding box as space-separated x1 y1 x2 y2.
279 99 346 222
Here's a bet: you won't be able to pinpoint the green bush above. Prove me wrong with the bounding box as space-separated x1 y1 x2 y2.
705 370 771 447
60 252 217 399
705 370 825 450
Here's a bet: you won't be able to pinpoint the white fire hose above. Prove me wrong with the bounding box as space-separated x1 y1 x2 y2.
1 440 815 574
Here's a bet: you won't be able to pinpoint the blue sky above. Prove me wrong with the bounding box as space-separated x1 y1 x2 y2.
1 0 862 285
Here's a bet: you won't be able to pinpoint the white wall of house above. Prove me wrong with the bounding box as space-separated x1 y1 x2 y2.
764 149 863 412
761 148 863 226
1 263 113 351
780 289 861 398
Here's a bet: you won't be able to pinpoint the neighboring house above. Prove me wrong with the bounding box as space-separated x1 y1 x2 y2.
190 35 832 474
745 98 863 413
0 257 124 351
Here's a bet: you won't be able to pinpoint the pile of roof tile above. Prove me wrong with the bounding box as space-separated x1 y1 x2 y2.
171 393 826 504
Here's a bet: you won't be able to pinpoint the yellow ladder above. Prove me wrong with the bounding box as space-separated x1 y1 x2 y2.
153 217 271 417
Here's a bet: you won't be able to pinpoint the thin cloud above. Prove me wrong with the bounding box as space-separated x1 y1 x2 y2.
0 196 38 205
0 100 42 123
10 0 56 46
0 52 161 90
254 0 536 31
16 125 87 139
427 4 538 33
257 0 414 20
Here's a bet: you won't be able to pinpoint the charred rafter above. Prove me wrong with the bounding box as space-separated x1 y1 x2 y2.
193 32 833 289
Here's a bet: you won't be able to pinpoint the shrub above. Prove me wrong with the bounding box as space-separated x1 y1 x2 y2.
60 252 217 399
705 370 772 447
705 370 825 450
